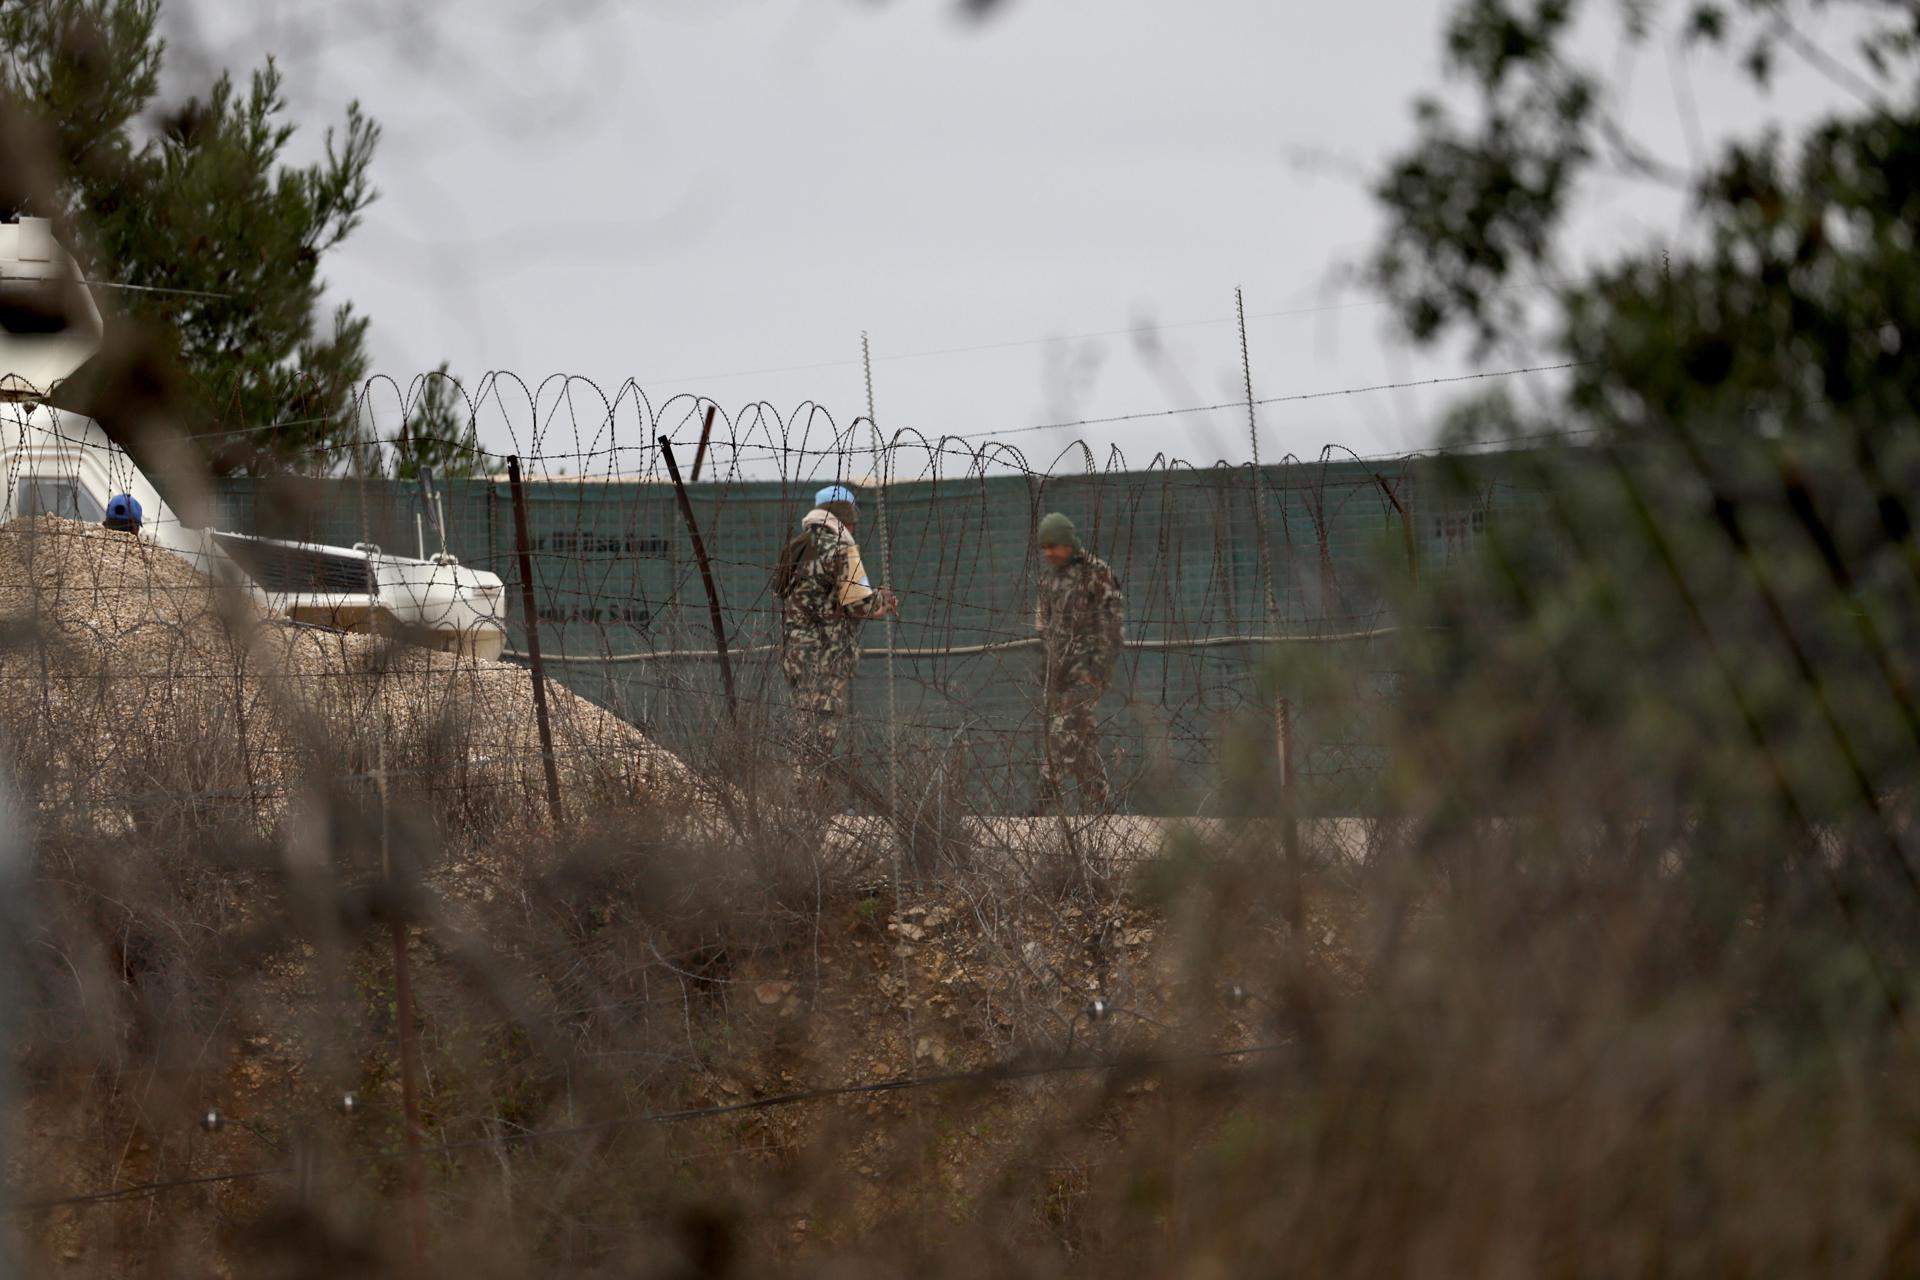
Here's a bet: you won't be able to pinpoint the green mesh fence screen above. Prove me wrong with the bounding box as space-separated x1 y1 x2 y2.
208 449 1545 814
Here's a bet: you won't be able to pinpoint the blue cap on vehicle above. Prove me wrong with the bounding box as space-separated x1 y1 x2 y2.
104 494 142 528
814 484 857 509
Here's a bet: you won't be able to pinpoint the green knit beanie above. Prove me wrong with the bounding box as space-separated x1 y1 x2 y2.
1037 512 1079 549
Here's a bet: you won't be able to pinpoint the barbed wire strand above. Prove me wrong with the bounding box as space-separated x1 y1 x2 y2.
12 1040 1289 1213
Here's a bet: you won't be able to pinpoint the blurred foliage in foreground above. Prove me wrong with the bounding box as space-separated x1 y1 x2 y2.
0 0 475 475
12 0 1920 1274
1361 0 1920 1033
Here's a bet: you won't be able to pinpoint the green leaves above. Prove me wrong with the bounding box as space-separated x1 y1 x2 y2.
1369 0 1614 353
1368 0 1920 1013
1442 0 1580 89
1371 0 1916 367
0 0 155 207
2 0 383 474
1687 3 1728 45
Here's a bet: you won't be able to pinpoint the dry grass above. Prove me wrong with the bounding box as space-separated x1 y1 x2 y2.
4 496 1920 1278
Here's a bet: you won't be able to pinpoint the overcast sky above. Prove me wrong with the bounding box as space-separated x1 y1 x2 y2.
164 0 1863 476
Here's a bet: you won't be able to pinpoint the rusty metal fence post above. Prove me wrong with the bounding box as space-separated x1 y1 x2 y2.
374 741 429 1267
505 455 566 826
690 403 717 484
658 436 737 725
390 908 429 1265
1375 470 1420 584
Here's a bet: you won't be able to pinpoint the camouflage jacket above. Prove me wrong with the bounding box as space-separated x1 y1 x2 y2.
783 523 884 638
1034 551 1125 689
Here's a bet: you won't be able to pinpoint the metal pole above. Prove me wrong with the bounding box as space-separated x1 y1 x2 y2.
505 456 566 825
0 779 22 1280
863 333 914 1079
1237 289 1303 927
657 437 737 725
1237 287 1282 626
391 922 428 1261
399 413 448 556
1278 696 1303 918
862 333 899 825
376 743 429 1267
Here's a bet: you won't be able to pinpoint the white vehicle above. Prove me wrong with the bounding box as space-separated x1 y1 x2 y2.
0 216 507 659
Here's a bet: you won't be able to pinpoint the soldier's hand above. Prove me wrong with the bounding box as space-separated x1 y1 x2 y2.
875 589 900 617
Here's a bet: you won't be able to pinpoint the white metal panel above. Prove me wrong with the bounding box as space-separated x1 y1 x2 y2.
13 217 51 263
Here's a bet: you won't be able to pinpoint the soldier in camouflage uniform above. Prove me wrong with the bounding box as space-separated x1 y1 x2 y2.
1033 511 1126 810
775 484 897 760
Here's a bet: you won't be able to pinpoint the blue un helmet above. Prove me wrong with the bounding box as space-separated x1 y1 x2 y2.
814 484 858 510
103 493 143 534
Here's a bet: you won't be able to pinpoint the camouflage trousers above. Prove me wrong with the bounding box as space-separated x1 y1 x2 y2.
788 677 851 758
782 627 858 760
1041 681 1109 805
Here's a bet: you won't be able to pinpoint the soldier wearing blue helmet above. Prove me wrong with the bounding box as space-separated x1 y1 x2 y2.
102 493 143 535
772 483 899 761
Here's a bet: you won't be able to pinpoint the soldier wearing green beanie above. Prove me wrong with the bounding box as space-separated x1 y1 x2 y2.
1032 511 1126 811
1036 511 1079 552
